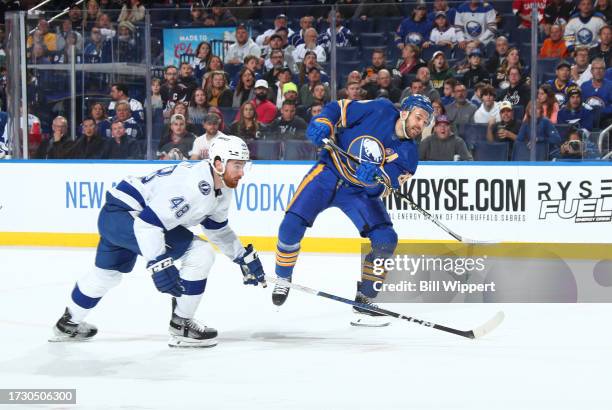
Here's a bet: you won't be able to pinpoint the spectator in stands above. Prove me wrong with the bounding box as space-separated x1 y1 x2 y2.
536 84 560 124
429 0 457 24
581 57 612 127
597 0 612 23
462 49 490 89
293 28 326 64
94 13 115 41
290 16 315 47
298 52 329 87
547 60 576 107
102 120 142 159
224 0 254 20
118 0 144 24
498 66 531 107
177 62 198 102
517 102 562 151
543 0 574 34
252 79 277 124
190 113 226 160
28 44 50 64
282 83 299 105
441 78 457 105
68 5 84 32
115 21 138 63
86 0 102 31
486 101 519 156
454 0 497 48
319 11 353 53
89 102 111 138
203 1 237 27
306 102 324 121
551 127 599 159
558 87 595 130
189 3 205 26
338 79 365 100
453 40 479 76
474 85 501 124
168 102 199 135
428 51 454 92
469 81 486 107
421 99 447 139
71 118 105 159
230 101 260 140
395 3 432 49
205 56 224 77
395 44 427 81
27 19 61 53
232 67 256 108
188 88 208 128
256 14 294 47
264 48 285 74
571 46 593 85
264 101 307 140
109 83 144 124
161 65 188 109
204 71 232 108
84 26 111 63
590 25 612 67
419 114 473 161
191 42 212 82
270 66 293 109
156 114 194 160
113 101 143 141
35 116 73 159
361 49 388 87
57 20 83 53
364 69 401 103
225 23 261 65
493 47 529 90
148 78 163 110
299 67 330 107
540 24 569 59
565 0 607 50
485 36 509 74
446 83 477 126
513 0 546 29
401 76 440 107
243 54 263 78
426 11 457 49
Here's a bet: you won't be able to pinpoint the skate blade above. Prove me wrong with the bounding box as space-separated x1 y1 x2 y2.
350 316 391 327
48 327 95 342
168 336 218 348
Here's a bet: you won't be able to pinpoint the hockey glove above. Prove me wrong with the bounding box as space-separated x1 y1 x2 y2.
356 162 383 185
234 244 266 286
147 256 184 297
306 120 330 147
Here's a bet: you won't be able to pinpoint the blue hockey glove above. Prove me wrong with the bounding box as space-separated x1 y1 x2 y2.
147 256 184 297
356 162 383 185
234 244 266 286
306 120 330 147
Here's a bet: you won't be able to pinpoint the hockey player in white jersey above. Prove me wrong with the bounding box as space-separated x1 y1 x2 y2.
50 135 266 347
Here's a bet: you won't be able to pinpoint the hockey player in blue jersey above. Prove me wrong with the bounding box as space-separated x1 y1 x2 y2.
271 94 434 326
51 135 266 347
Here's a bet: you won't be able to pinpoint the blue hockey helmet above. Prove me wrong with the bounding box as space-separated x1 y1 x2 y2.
400 94 434 117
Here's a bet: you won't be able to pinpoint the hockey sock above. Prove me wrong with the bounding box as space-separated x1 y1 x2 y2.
275 213 308 279
67 267 123 323
174 279 207 319
359 227 398 298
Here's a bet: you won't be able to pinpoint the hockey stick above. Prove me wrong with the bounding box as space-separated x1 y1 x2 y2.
322 138 497 244
267 275 504 340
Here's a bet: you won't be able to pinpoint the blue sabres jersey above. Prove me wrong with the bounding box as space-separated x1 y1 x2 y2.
312 98 418 194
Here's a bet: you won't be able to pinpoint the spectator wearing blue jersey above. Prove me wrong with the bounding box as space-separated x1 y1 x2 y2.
113 101 144 142
395 3 432 49
90 102 112 139
289 16 315 47
108 83 144 124
557 87 595 131
428 0 457 26
581 57 612 127
318 11 353 53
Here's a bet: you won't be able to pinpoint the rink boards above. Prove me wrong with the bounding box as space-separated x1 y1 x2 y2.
0 160 611 251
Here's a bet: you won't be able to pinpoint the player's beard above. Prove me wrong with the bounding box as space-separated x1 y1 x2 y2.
223 173 240 188
407 125 422 138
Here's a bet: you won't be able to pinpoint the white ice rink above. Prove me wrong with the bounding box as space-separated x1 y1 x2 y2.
0 247 610 409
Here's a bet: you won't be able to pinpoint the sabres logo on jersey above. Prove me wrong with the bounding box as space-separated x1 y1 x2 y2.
406 32 424 45
328 136 386 187
577 28 594 45
466 21 483 38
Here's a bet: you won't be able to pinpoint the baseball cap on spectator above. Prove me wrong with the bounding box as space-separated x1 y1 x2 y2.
435 11 447 18
270 33 283 42
236 23 248 31
307 66 321 74
435 114 450 125
415 3 427 10
499 101 513 112
118 21 135 33
170 113 185 123
283 82 298 95
567 86 581 97
276 66 292 75
276 27 289 35
255 79 269 89
432 50 445 60
556 60 571 70
276 14 288 20
204 113 220 124
468 49 482 58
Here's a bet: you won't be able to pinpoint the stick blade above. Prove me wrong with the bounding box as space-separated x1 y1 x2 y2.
470 311 505 339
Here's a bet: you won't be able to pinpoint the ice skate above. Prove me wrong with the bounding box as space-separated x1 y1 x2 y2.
168 312 218 348
49 308 98 342
350 288 391 327
272 276 291 306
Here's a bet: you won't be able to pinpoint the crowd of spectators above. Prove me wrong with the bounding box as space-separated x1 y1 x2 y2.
2 0 612 161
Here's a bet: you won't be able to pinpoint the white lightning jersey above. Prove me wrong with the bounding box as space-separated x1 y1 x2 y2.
108 161 243 261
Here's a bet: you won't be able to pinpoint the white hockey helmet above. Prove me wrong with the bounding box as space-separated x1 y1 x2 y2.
208 135 250 174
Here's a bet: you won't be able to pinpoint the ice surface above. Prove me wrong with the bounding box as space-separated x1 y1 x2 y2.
0 247 610 409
